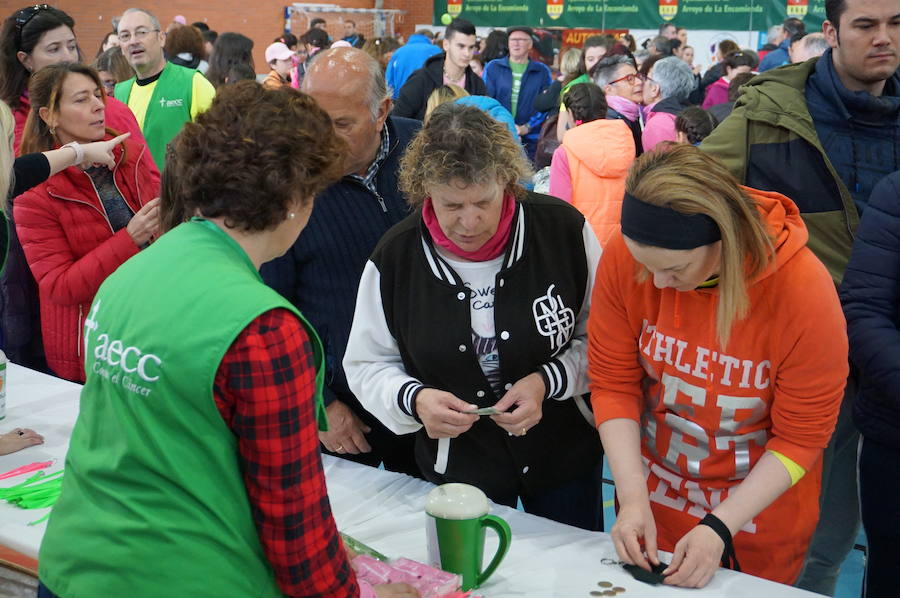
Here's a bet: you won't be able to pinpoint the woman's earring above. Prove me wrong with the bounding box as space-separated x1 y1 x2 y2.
288 212 296 220
49 126 56 136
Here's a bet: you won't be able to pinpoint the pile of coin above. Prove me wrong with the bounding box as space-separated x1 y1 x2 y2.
589 581 627 596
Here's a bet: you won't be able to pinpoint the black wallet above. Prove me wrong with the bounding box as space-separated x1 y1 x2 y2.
622 561 669 585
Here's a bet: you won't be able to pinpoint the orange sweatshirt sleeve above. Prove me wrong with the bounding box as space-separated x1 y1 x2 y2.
589 233 647 426
765 250 848 470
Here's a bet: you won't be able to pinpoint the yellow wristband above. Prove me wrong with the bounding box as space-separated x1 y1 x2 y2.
768 450 806 486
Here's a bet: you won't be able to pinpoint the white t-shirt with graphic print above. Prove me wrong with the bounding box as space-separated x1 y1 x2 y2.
440 252 505 394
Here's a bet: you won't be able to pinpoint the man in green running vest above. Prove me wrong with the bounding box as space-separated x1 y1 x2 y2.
114 8 215 171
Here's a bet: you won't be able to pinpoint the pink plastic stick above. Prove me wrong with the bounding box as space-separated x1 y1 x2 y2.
0 461 53 480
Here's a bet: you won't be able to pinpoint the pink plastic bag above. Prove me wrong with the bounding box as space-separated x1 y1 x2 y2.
352 555 476 598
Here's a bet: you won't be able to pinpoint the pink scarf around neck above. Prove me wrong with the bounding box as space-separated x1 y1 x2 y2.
607 94 642 122
422 194 516 262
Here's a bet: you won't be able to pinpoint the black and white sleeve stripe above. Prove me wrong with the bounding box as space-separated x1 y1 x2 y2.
397 380 429 422
540 358 568 400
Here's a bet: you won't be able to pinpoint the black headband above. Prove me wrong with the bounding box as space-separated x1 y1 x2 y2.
620 191 721 250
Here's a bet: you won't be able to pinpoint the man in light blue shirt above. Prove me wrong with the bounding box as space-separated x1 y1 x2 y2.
386 30 441 98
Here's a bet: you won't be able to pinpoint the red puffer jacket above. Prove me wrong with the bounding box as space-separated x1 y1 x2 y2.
14 137 159 381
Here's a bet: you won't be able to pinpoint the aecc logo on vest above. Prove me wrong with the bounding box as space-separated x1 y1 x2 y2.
83 301 163 397
158 96 184 108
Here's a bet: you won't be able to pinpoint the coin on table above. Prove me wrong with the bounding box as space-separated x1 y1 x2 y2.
612 588 626 593
589 592 604 596
602 592 617 597
597 581 613 588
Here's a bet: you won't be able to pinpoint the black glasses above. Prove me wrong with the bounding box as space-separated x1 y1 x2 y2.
14 4 51 46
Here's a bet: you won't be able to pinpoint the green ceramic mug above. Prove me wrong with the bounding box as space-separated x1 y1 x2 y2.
425 483 512 591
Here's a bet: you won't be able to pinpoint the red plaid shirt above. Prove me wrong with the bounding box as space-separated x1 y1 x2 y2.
214 308 359 598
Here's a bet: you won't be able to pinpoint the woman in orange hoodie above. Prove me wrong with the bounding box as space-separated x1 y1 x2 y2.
548 83 635 247
589 145 847 588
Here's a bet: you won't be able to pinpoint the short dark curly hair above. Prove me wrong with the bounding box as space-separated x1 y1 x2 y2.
161 81 346 232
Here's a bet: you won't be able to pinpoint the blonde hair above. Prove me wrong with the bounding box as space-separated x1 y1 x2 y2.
0 101 13 210
626 145 774 348
424 84 469 120
400 102 531 207
560 47 582 80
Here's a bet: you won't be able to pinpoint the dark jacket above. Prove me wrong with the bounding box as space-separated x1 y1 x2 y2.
804 49 900 214
260 116 421 415
0 153 52 370
607 107 643 157
0 206 44 370
392 53 486 121
708 101 735 124
841 171 900 448
483 56 553 126
701 57 859 285
0 212 4 276
343 33 365 49
532 79 562 114
703 52 900 285
348 193 601 500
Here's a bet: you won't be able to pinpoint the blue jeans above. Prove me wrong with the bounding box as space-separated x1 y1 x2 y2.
38 582 60 598
795 378 861 596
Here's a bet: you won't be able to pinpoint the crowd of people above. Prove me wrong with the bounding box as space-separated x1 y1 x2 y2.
0 1 897 597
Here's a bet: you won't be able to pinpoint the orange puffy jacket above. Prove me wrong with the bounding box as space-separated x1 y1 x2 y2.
549 118 635 247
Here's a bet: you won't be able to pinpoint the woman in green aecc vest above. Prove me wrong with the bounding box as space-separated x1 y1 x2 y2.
37 82 418 598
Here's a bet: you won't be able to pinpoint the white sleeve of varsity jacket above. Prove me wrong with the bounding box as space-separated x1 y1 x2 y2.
539 221 602 401
344 260 425 436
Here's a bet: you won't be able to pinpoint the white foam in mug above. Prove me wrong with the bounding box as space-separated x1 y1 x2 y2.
425 483 489 520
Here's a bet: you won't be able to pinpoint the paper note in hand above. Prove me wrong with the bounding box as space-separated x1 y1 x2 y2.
463 407 500 416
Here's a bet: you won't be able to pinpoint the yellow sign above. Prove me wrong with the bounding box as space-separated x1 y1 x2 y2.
547 0 564 20
787 0 809 17
659 0 678 21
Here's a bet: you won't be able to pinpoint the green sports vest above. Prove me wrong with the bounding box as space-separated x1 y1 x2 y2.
115 61 195 171
39 218 328 597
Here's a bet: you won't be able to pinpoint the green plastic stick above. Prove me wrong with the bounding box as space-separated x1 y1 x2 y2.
340 533 390 561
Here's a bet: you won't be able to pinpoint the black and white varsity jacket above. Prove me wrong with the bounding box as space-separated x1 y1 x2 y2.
344 192 603 499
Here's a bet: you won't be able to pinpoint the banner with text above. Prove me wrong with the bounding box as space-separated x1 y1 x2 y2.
436 0 826 31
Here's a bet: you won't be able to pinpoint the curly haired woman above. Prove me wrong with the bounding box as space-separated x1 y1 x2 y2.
345 103 605 530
